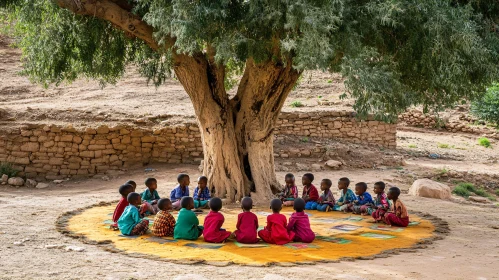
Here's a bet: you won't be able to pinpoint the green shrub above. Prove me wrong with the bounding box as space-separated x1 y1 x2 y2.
0 162 18 178
478 137 491 148
495 189 499 196
471 83 499 127
438 143 450 149
290 100 304 108
327 79 332 83
408 144 417 148
300 137 309 143
473 188 487 197
452 185 470 197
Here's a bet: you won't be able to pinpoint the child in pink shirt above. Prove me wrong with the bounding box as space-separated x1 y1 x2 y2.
287 198 315 243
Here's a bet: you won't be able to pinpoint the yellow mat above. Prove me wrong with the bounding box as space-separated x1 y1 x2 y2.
68 205 435 265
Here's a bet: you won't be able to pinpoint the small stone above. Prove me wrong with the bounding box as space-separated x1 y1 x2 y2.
13 242 24 246
468 196 489 203
324 160 343 169
53 180 64 184
101 176 110 181
36 183 49 189
25 179 38 188
45 244 65 249
8 177 24 186
65 245 85 252
311 164 322 171
1 174 7 183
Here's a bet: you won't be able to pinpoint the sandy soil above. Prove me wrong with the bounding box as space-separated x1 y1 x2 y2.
0 165 498 280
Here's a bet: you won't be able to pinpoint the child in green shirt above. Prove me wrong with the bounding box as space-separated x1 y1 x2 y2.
117 192 150 236
174 197 204 240
140 177 160 214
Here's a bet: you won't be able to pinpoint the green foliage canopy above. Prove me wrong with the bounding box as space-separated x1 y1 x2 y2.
3 0 499 121
471 83 499 127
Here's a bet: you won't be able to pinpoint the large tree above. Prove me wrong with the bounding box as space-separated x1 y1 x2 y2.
3 0 499 201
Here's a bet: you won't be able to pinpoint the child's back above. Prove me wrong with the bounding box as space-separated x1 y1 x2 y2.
287 198 315 243
152 199 176 237
174 197 203 240
235 211 259 243
259 213 294 245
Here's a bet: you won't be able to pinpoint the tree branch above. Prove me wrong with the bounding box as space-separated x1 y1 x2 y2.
55 0 173 51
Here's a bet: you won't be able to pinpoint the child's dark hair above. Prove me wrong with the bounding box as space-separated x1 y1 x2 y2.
355 182 368 192
285 173 295 180
177 173 189 183
157 198 171 211
180 196 193 208
293 198 305 212
198 176 208 183
125 180 137 187
322 179 332 188
119 184 134 197
303 173 314 182
270 198 282 212
127 192 141 204
388 186 401 197
374 181 386 190
144 177 157 187
209 197 223 212
241 197 253 211
339 177 350 186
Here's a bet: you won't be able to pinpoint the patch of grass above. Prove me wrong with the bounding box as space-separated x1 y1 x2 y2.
437 143 450 149
495 189 499 196
452 182 495 200
478 137 491 148
408 144 417 148
300 137 309 143
0 162 18 178
290 100 304 108
318 95 322 99
327 79 332 83
437 168 449 175
452 185 471 197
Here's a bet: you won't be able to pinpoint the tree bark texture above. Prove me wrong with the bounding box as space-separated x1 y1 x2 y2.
56 1 302 201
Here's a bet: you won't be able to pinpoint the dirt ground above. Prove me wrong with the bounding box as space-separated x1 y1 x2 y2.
1 33 499 279
0 165 498 280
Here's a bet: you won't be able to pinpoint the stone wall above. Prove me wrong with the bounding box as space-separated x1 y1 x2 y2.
0 111 397 180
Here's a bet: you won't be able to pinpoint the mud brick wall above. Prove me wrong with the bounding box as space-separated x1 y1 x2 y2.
0 111 396 180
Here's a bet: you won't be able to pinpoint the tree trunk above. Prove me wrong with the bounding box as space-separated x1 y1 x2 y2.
174 53 300 202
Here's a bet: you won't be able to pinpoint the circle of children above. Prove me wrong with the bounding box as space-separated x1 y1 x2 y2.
112 173 409 245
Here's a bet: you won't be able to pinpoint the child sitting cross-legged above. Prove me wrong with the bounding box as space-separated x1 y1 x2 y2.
348 182 373 214
203 198 232 243
366 181 390 219
111 183 134 230
315 179 336 212
279 173 298 207
140 178 160 215
171 174 190 210
383 187 410 227
333 177 356 212
287 198 315 243
174 197 204 240
117 192 150 236
234 197 259 244
152 198 176 237
302 173 319 210
193 176 211 209
258 199 295 245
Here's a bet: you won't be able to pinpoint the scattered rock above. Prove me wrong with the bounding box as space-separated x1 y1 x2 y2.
53 180 64 184
311 164 322 171
324 160 342 169
101 176 110 181
295 163 308 171
1 174 7 183
65 245 85 252
198 160 204 172
25 179 37 188
36 183 49 189
409 179 451 199
45 244 66 249
7 177 24 186
13 242 24 246
468 196 489 203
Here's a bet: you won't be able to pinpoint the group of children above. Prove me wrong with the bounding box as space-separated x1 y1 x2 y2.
112 172 409 245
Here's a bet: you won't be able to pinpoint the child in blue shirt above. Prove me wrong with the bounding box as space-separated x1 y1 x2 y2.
193 176 211 209
118 192 150 236
140 177 160 214
333 177 356 212
348 182 373 214
171 173 190 210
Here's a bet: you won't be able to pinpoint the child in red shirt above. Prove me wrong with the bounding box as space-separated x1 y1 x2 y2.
234 197 259 244
302 173 319 210
203 198 232 243
258 199 295 245
111 183 134 230
287 198 315 243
